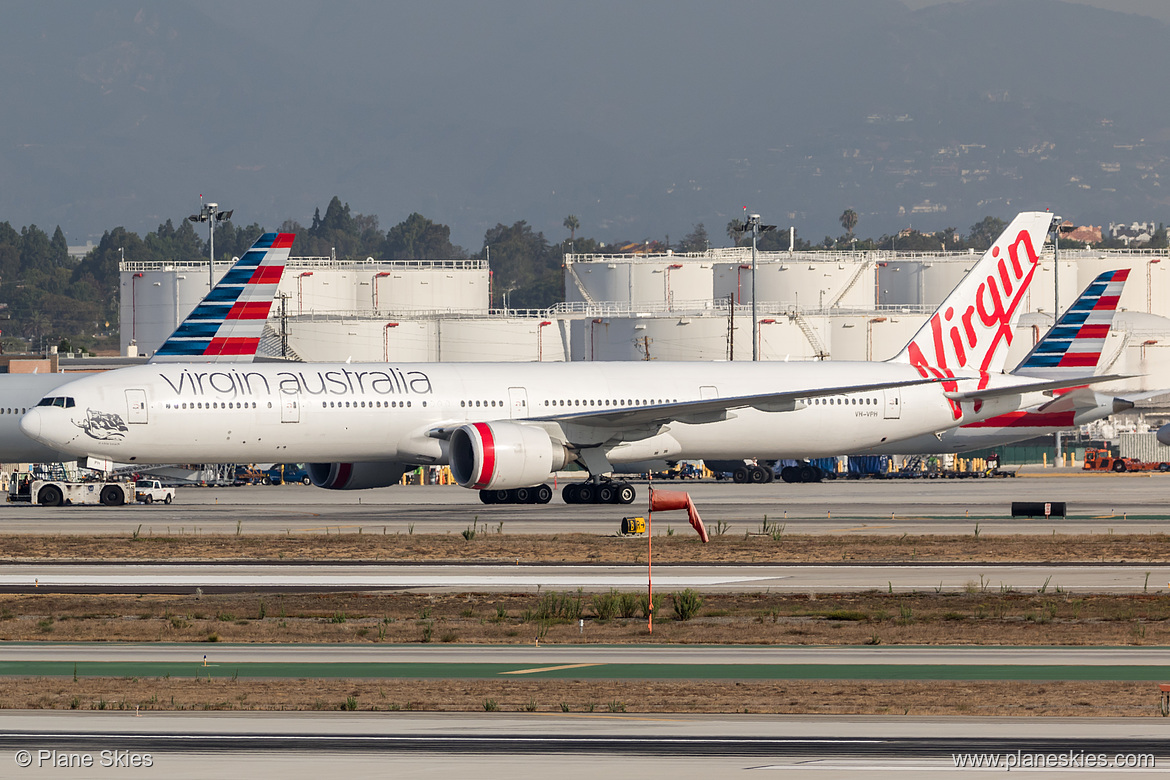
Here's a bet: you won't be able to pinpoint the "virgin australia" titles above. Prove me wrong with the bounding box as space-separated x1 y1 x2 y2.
158 367 434 399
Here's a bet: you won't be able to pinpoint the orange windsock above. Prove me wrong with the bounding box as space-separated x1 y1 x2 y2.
649 489 709 543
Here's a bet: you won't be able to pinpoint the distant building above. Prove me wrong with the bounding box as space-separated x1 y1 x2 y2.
1062 224 1102 244
1108 221 1159 244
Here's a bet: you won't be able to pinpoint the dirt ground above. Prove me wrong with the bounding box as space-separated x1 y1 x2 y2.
4 531 1170 563
5 677 1164 718
6 532 1170 716
3 590 1170 646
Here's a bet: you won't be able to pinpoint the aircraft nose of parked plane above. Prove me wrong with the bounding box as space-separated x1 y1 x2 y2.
18 408 42 441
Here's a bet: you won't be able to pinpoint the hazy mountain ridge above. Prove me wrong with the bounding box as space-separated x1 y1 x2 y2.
2 0 1167 249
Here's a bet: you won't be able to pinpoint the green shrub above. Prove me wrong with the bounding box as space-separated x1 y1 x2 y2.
670 589 703 621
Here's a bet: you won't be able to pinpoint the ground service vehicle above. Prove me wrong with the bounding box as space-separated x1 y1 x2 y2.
1082 448 1170 473
233 465 269 486
267 463 311 485
134 479 175 504
9 472 133 507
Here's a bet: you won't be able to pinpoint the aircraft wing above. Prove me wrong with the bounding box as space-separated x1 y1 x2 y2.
425 376 949 442
529 375 949 428
943 374 1131 403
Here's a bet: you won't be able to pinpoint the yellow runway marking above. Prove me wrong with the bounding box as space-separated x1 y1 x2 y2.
500 663 602 675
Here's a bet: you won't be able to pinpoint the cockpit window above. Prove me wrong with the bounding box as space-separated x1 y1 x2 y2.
36 397 76 408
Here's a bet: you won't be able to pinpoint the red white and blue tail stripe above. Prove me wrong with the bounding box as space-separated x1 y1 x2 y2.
150 232 294 363
1013 269 1129 378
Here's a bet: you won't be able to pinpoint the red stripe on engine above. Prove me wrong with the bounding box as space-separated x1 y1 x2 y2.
205 337 261 355
472 422 496 489
226 301 273 320
250 265 285 285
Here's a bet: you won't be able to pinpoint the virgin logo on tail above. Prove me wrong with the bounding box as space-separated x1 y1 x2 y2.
891 212 1054 419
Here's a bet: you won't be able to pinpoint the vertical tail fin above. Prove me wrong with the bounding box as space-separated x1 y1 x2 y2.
1013 268 1130 378
149 232 294 363
889 211 1054 375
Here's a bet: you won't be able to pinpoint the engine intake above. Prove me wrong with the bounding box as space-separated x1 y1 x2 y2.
449 422 567 490
307 461 409 490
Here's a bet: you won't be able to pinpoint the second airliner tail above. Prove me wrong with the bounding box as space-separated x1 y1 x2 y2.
150 232 294 363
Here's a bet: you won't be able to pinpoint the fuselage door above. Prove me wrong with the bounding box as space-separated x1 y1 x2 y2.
126 389 148 424
508 387 528 419
281 395 300 423
700 385 718 400
883 389 901 420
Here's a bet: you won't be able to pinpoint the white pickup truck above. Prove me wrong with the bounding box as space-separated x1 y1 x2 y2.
134 479 175 505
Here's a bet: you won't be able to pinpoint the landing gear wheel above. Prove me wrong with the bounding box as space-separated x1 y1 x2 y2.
37 485 63 507
535 484 553 504
732 467 750 484
99 485 125 506
562 483 581 504
515 487 532 504
577 484 595 504
616 483 636 504
493 489 513 503
598 485 616 504
479 490 497 504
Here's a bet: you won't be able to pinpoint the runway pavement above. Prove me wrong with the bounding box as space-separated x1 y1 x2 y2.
2 472 1169 536
1 561 1167 594
0 712 1166 779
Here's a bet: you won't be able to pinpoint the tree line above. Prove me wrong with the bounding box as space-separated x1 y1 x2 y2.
3 197 1148 355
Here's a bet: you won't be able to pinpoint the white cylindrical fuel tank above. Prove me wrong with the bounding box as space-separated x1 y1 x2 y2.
920 257 978 308
438 320 568 362
565 255 713 308
120 262 230 356
827 315 923 362
286 319 436 362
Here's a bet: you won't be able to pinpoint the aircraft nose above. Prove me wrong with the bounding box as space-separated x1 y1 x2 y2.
19 408 42 441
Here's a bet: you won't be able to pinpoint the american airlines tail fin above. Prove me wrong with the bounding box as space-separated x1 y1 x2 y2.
1012 268 1129 379
889 211 1054 375
149 232 294 363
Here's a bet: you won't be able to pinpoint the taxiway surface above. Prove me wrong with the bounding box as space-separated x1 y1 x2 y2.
2 472 1169 537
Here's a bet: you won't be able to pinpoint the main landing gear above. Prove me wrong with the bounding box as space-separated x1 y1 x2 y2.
779 464 832 483
731 465 774 484
562 479 636 505
478 484 554 504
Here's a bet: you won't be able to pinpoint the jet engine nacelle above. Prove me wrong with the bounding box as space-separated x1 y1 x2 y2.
449 422 568 490
307 461 409 490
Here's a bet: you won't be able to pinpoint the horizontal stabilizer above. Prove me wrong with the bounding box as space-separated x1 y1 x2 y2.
943 374 1131 403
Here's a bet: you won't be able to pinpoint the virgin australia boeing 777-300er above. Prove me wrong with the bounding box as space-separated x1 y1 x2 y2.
22 212 1118 505
0 231 293 463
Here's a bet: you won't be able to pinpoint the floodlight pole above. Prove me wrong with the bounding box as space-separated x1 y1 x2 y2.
188 198 233 290
1052 215 1063 467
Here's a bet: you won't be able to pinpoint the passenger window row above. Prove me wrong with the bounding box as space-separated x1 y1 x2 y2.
2 408 29 414
542 398 676 408
803 396 879 406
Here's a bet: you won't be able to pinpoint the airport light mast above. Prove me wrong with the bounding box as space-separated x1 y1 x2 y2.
188 197 234 289
733 212 776 360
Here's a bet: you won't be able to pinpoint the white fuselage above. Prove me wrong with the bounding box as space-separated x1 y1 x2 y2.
22 361 1029 467
0 373 82 462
